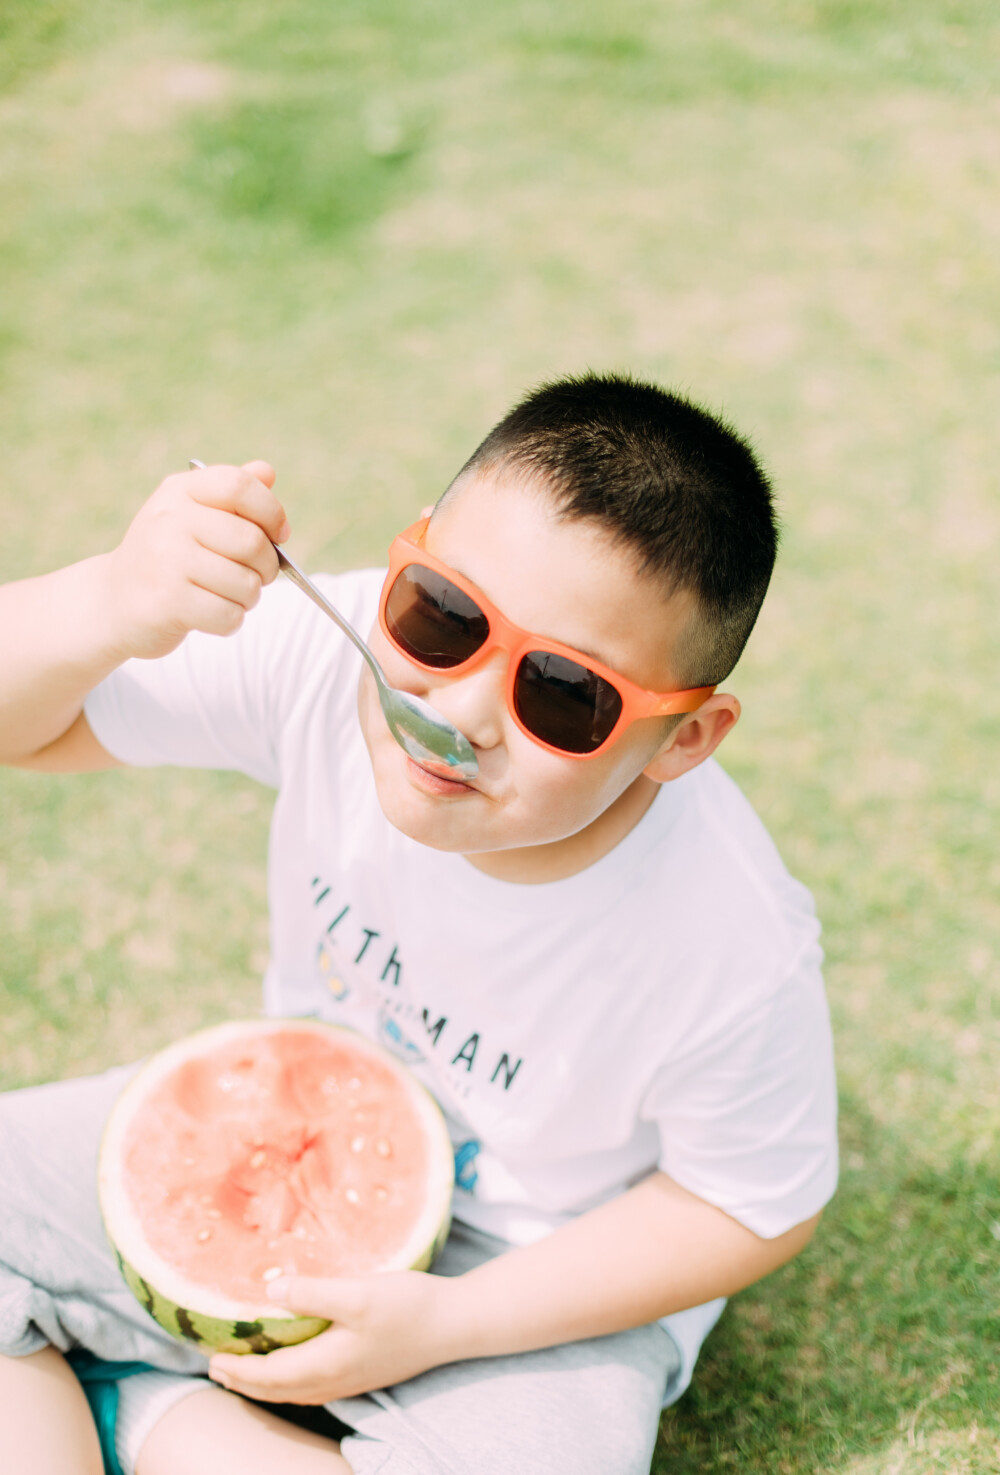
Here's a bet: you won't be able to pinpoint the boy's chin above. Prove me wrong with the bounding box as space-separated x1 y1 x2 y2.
373 776 490 854
365 742 486 853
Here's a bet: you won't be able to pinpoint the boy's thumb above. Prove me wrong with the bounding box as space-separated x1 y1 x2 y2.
265 1275 364 1320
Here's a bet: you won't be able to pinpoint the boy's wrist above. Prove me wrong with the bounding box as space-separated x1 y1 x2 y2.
422 1271 493 1367
30 552 141 673
78 551 142 667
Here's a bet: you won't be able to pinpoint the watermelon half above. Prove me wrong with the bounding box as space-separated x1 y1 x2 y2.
99 1019 454 1355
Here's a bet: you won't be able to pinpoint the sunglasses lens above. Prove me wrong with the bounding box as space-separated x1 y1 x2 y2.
385 565 490 669
514 653 623 755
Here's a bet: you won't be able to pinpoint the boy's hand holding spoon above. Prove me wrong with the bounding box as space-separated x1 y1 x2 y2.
104 460 289 662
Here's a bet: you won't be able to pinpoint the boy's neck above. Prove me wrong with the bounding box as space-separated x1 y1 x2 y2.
462 773 661 885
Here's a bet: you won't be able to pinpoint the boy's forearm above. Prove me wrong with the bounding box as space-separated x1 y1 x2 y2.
434 1173 820 1364
0 554 126 763
208 1175 821 1408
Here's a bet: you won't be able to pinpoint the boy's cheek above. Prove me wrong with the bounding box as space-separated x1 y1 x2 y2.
544 735 671 842
497 735 645 839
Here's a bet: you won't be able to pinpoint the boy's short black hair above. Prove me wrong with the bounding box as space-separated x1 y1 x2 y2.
452 372 778 687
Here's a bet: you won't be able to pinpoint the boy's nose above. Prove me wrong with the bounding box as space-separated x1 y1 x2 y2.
425 652 508 755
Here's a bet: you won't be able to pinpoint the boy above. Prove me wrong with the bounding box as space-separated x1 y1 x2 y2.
0 374 837 1475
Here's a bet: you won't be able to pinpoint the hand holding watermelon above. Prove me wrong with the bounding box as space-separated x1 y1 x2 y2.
99 1022 456 1357
208 1270 465 1404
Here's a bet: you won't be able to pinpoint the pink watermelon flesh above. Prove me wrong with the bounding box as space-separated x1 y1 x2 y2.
120 1029 432 1303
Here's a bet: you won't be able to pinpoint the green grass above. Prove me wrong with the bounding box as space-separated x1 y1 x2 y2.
1 1 998 1469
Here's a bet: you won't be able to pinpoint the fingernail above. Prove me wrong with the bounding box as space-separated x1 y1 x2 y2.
277 519 291 543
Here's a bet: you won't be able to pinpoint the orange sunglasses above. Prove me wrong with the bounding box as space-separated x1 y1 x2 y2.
378 517 715 759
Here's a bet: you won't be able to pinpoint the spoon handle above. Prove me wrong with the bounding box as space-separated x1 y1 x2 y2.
274 546 387 690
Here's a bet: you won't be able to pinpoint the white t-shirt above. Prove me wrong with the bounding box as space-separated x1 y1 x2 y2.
85 569 838 1404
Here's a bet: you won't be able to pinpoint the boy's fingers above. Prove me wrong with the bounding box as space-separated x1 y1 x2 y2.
210 1332 343 1400
183 464 290 544
209 1360 292 1402
188 503 280 585
176 583 249 639
187 546 264 612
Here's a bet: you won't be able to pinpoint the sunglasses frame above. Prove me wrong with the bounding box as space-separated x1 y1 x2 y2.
378 517 717 760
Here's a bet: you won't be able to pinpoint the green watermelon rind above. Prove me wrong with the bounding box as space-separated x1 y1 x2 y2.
113 1212 453 1356
114 1248 331 1355
99 1018 455 1356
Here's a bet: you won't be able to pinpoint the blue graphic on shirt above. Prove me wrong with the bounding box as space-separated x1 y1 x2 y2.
454 1139 481 1193
377 1004 426 1065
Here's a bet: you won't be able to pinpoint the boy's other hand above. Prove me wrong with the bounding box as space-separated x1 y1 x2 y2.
105 461 290 661
208 1271 461 1405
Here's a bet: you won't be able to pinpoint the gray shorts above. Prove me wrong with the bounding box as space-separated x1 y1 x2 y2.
0 1064 682 1475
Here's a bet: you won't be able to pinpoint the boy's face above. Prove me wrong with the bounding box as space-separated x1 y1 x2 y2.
357 469 703 866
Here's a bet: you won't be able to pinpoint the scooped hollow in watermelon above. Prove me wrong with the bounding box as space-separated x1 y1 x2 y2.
99 1019 454 1355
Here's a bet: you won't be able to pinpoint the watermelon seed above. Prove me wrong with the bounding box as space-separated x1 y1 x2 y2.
348 1077 362 1092
345 1188 360 1205
262 1266 283 1282
375 1139 392 1158
350 1136 365 1153
374 1186 388 1202
207 1209 221 1219
250 1149 267 1169
197 1228 212 1242
183 1156 196 1167
292 1225 307 1238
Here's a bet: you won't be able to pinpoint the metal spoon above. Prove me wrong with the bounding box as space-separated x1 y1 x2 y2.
188 461 479 782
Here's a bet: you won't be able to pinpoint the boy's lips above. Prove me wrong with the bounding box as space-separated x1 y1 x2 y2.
404 755 480 797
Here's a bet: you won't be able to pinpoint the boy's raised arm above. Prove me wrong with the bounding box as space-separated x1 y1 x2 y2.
0 462 288 770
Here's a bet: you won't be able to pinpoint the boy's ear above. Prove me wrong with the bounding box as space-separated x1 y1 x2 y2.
642 694 741 785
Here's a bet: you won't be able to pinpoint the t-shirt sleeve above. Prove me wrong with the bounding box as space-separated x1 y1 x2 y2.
640 942 838 1238
84 569 381 788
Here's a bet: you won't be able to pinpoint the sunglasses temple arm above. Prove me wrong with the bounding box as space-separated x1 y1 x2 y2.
653 685 717 716
274 545 389 692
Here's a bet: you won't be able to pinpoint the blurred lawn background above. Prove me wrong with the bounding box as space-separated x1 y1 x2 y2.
1 0 998 1469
